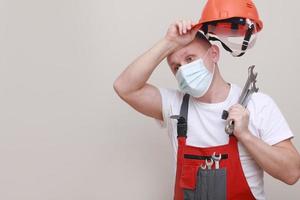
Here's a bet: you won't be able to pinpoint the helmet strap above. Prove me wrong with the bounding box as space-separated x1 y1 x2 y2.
201 19 255 57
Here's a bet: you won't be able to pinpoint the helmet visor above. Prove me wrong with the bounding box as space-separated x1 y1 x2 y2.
203 19 258 56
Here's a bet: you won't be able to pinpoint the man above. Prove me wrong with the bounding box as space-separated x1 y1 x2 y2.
113 20 300 199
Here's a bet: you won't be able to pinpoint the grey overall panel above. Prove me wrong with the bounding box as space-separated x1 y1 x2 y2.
183 168 226 200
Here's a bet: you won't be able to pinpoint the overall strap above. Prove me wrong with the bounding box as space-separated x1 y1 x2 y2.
180 94 190 122
171 94 190 138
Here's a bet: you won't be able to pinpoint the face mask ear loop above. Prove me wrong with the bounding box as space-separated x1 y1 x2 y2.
211 62 216 77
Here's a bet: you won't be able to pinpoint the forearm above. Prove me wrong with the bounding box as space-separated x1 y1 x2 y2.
238 131 300 185
114 38 177 95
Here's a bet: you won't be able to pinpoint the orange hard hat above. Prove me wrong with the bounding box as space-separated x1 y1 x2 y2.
193 0 263 57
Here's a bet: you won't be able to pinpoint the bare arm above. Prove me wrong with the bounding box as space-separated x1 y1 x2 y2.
113 39 177 120
228 104 300 185
113 20 199 120
239 132 300 185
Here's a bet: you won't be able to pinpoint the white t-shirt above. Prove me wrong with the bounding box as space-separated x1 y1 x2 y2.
155 83 294 200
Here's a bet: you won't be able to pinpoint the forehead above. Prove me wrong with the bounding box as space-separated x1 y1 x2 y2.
167 41 205 65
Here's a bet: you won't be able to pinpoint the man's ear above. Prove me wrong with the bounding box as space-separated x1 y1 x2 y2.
210 44 220 63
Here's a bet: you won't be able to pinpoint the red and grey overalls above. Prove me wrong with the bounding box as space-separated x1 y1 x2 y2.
171 94 256 200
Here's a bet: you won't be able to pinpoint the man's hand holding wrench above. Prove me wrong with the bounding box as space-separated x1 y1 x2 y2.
222 65 259 137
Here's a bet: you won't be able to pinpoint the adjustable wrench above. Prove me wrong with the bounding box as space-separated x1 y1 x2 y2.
222 65 259 135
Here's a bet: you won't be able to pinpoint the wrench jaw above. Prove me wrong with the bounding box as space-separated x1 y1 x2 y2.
248 66 259 94
212 152 221 160
248 65 257 79
200 163 207 170
212 152 222 169
201 155 222 170
205 159 214 170
225 120 235 135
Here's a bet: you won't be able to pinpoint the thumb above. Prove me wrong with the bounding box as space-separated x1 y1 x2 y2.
191 26 199 36
190 24 201 36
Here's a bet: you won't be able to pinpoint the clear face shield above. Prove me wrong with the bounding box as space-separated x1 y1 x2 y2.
201 18 258 57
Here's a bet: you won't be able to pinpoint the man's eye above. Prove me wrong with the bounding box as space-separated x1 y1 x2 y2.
174 64 181 71
186 57 193 63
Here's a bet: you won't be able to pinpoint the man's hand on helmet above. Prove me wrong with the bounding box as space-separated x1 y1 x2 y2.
164 20 200 52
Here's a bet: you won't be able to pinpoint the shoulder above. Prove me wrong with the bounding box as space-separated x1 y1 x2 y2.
248 91 294 144
157 87 185 105
156 87 186 128
231 83 279 119
251 91 273 103
231 83 273 106
248 91 277 114
229 83 274 110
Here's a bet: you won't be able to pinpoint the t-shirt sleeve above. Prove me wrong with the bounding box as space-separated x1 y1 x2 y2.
256 93 294 145
154 87 177 129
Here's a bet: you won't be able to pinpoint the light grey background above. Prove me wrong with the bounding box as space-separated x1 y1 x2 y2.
0 0 299 199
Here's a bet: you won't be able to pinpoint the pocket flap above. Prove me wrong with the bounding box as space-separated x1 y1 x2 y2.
179 164 198 190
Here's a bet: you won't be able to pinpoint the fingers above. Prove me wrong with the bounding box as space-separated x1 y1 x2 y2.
228 104 244 112
226 104 250 136
175 20 196 35
227 104 249 119
182 21 187 34
176 21 183 35
187 20 192 30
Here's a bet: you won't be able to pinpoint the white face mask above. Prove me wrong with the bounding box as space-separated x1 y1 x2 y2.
175 50 215 97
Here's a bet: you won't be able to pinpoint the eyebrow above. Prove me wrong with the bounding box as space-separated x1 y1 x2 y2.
170 53 197 67
169 50 188 67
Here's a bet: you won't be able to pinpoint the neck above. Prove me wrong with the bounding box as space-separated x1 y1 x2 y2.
195 64 230 103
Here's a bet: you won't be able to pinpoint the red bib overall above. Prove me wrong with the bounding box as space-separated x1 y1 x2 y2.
172 94 255 200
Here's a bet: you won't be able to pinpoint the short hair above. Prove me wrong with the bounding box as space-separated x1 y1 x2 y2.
195 31 212 48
